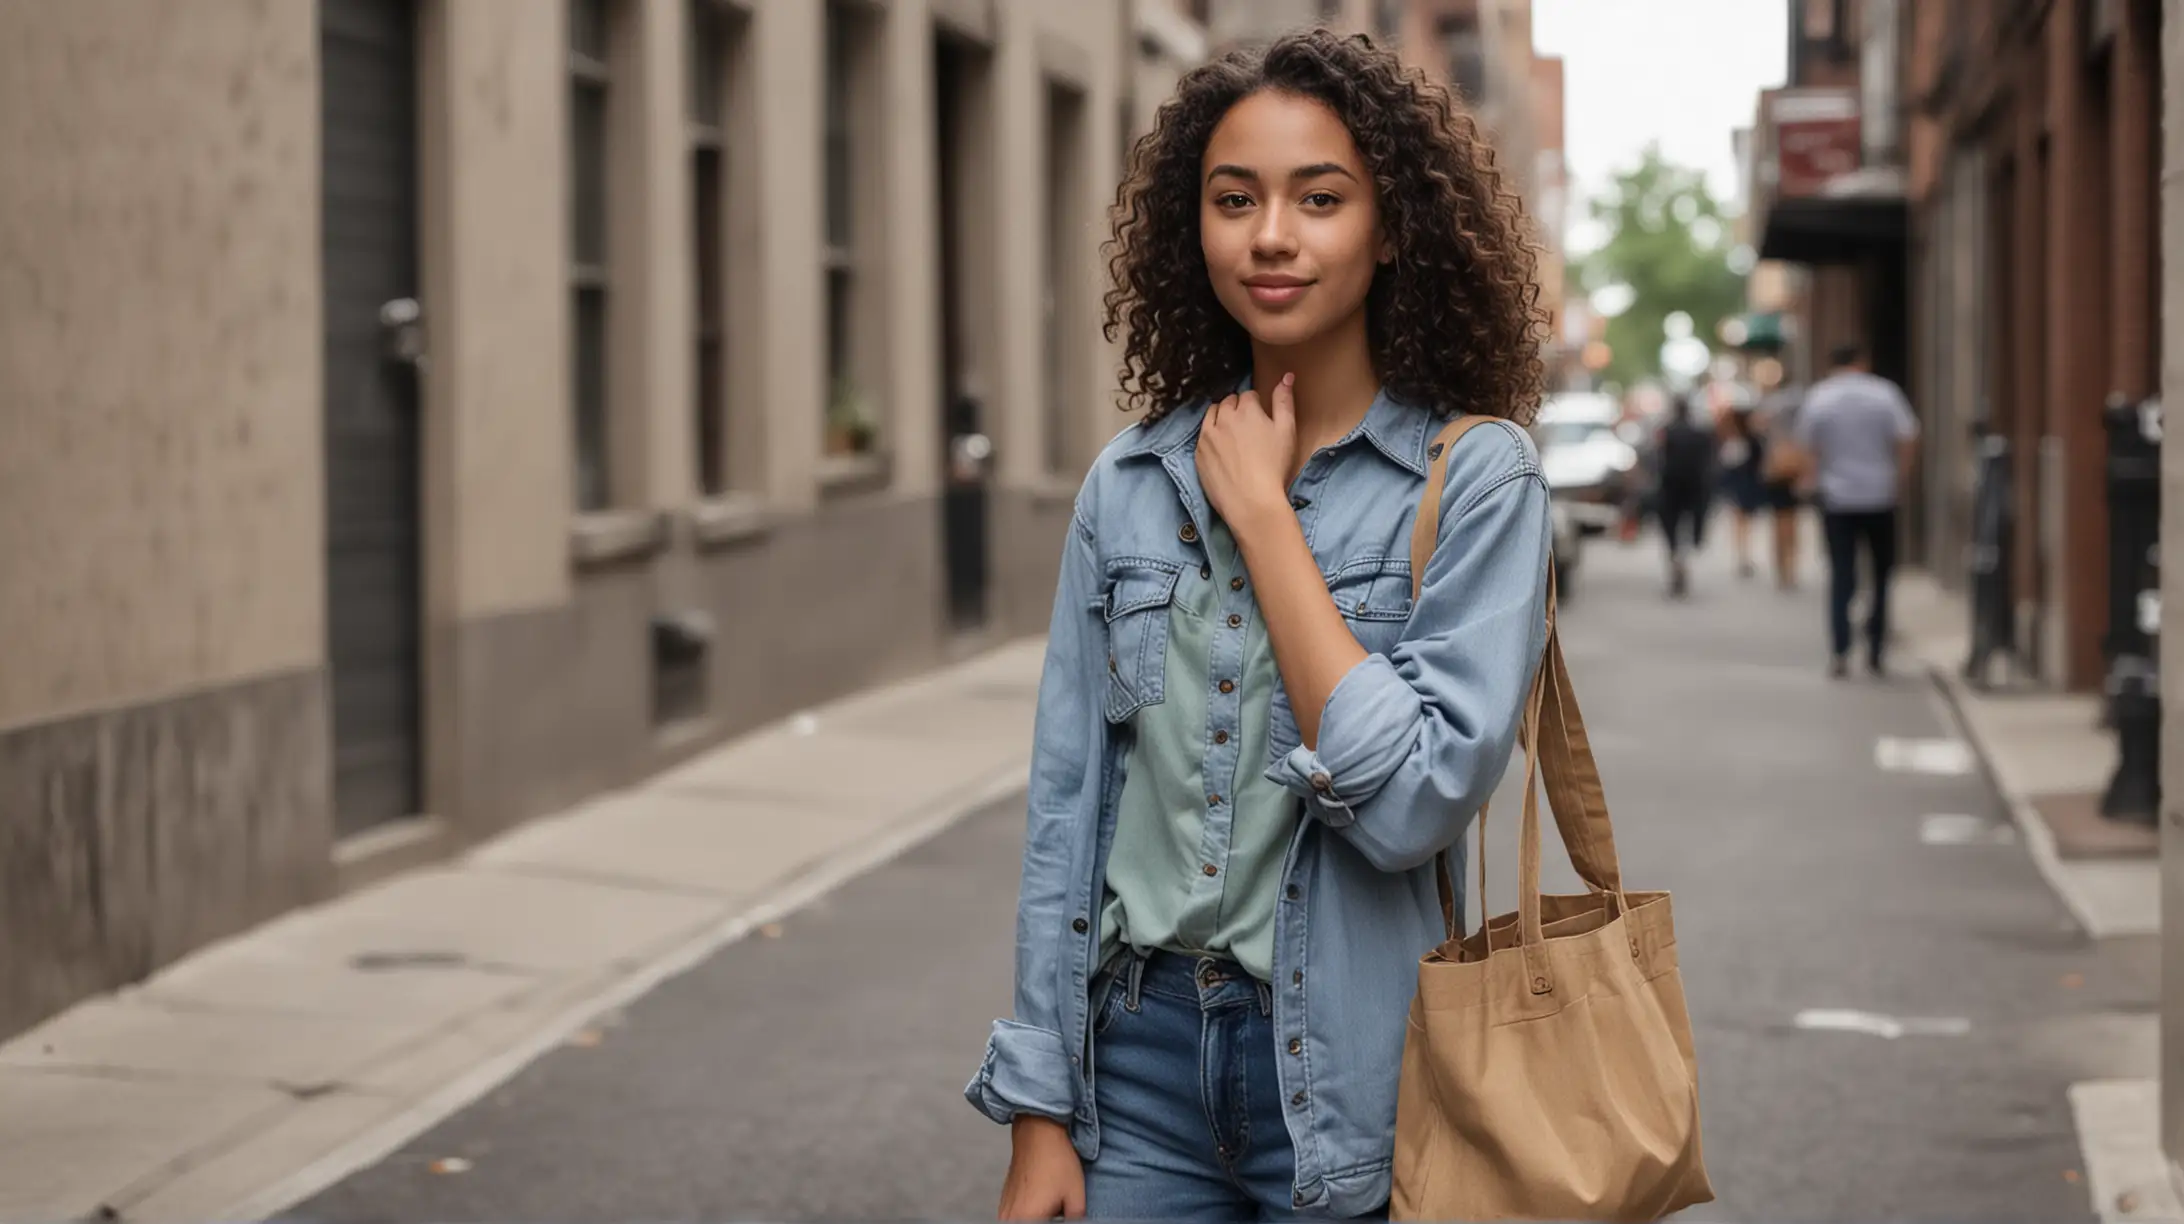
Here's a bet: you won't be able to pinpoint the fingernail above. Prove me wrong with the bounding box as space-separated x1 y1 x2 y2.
1282 372 1295 387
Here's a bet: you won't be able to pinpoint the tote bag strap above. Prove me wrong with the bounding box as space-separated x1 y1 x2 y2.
1412 415 1498 938
1410 414 1626 941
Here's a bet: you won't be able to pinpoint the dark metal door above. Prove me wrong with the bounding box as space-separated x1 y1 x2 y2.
321 0 424 836
936 37 992 631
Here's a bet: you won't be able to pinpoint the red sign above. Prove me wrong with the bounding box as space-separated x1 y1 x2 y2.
1770 91 1861 199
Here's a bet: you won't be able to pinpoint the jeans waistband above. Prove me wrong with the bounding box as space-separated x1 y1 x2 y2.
1109 948 1271 1016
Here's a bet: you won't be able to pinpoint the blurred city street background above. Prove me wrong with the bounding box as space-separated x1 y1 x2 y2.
2 0 2180 1221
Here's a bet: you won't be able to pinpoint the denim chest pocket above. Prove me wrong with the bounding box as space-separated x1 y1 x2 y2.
1098 559 1183 723
1266 555 1416 766
1327 555 1415 648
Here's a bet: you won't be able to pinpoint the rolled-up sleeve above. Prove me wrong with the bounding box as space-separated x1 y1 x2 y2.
965 497 1104 1127
1270 430 1552 872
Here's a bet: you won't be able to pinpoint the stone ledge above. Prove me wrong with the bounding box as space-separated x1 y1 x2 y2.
569 509 669 569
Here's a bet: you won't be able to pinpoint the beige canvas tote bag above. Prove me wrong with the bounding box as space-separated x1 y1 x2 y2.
1388 416 1712 1222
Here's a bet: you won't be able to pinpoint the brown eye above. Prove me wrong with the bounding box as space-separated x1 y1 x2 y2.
1214 192 1252 209
1303 191 1340 208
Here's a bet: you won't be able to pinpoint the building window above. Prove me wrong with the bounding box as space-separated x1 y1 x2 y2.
570 0 614 512
1377 0 1404 44
1044 80 1088 475
689 0 735 495
1438 16 1486 102
823 1 882 457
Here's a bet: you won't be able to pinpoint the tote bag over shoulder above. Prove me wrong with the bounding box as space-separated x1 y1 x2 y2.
1391 415 1712 1222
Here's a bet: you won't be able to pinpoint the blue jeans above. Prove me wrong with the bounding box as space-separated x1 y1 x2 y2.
1823 508 1897 663
1087 951 1381 1221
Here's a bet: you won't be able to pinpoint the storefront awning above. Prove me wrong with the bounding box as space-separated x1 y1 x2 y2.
1759 192 1907 263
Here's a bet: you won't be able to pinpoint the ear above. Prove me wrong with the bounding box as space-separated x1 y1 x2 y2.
1377 232 1396 265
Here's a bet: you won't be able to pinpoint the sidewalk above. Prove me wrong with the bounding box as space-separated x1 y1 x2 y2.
0 640 1045 1223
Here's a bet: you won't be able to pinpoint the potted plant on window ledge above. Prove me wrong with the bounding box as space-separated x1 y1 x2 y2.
826 375 878 455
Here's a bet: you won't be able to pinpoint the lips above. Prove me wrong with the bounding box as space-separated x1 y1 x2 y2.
1243 276 1313 306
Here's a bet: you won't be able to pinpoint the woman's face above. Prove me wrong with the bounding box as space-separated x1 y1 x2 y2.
1200 89 1389 350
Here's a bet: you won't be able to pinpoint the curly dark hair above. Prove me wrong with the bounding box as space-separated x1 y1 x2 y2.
1104 28 1546 425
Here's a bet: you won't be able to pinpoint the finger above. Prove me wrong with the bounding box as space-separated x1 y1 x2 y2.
1272 371 1296 425
1064 1181 1086 1220
1236 390 1261 418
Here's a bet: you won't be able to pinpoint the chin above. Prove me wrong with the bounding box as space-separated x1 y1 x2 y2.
1235 311 1333 349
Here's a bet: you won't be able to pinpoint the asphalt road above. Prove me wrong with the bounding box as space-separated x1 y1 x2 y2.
291 529 2157 1223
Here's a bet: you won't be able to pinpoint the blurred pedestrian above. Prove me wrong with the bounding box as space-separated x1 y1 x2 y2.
1756 381 1809 589
970 29 1552 1222
1654 394 1715 598
1715 402 1768 580
1794 344 1920 677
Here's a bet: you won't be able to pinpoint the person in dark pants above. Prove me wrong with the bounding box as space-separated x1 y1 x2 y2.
1793 345 1921 677
1653 395 1716 599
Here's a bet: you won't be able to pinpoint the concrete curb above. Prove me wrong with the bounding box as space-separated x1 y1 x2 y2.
2071 1079 2184 1223
1923 664 2157 939
205 765 1031 1223
1925 662 2108 936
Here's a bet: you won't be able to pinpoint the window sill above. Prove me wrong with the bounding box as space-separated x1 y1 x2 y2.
570 508 669 569
816 450 893 499
689 493 773 549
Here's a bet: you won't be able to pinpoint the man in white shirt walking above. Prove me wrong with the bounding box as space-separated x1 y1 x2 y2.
1793 345 1921 678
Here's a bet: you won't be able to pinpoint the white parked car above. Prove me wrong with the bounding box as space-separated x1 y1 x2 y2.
1536 392 1640 538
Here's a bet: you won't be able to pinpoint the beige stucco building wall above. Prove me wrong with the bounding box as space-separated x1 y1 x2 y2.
0 0 325 730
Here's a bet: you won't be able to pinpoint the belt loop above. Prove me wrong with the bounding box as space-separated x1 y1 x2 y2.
1256 979 1272 1017
1124 950 1146 1013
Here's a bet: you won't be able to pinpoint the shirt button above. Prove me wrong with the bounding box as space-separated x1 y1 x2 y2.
1293 969 1303 985
1108 656 1117 673
1230 576 1245 591
1286 885 1301 901
1072 917 1089 933
1202 863 1219 877
1214 729 1230 745
1288 1037 1303 1055
1227 613 1243 628
1292 1090 1307 1106
1355 601 1369 615
1219 679 1235 694
1290 495 1310 510
1310 773 1332 793
1294 1191 1308 1207
1207 794 1222 807
1200 563 1213 580
1179 522 1198 543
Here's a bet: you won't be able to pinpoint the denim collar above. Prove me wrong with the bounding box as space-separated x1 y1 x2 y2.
1115 373 1437 477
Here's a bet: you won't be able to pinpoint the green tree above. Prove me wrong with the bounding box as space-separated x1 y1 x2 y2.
1577 146 1746 389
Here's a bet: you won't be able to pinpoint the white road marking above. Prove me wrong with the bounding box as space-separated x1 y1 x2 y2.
1875 736 1977 776
1919 812 2018 846
1793 1008 1972 1039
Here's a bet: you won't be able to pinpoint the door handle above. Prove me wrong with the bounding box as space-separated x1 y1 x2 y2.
379 297 428 370
949 432 993 483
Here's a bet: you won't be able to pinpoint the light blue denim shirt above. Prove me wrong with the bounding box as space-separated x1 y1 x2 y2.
965 384 1552 1216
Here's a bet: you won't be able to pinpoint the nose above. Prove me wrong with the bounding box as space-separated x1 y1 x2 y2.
1249 201 1298 260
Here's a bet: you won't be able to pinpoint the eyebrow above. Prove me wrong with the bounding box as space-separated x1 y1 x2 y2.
1205 162 1361 185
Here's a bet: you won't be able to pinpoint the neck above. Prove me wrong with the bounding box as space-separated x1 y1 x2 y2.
1251 311 1379 453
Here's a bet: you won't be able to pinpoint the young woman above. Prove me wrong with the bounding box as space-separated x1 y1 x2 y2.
1716 402 1769 580
965 29 1552 1221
